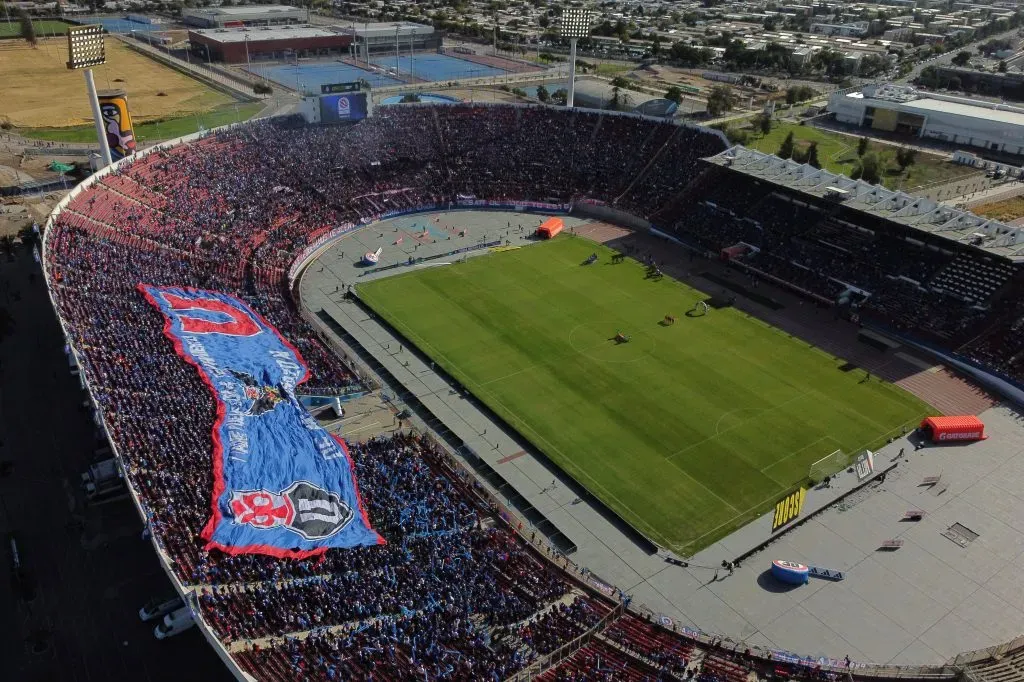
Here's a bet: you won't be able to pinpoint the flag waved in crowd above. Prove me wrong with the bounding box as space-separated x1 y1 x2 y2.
140 284 383 558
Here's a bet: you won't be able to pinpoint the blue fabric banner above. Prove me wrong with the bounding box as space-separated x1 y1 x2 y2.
140 284 383 558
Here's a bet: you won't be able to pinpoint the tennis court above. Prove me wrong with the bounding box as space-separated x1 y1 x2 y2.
371 54 506 81
381 94 461 105
91 16 159 34
246 62 403 91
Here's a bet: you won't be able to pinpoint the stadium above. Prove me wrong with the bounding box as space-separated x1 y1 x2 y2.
35 100 1024 682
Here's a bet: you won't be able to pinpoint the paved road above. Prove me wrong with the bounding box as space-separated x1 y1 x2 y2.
897 27 1024 84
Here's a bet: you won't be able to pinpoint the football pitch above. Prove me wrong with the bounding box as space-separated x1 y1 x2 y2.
358 237 932 553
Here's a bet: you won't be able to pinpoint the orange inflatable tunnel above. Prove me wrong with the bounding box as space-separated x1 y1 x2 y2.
537 217 564 239
919 415 986 443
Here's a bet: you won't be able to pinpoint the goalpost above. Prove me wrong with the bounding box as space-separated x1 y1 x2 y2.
808 449 851 483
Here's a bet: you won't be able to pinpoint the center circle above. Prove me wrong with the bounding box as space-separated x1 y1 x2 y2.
567 321 657 363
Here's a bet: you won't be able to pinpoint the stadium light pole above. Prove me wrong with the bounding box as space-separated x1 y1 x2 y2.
66 25 113 168
560 7 593 109
395 24 401 76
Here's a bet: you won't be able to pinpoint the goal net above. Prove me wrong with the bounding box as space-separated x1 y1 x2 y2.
808 449 850 483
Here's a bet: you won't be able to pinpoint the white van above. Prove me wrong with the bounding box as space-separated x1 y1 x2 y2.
154 605 195 639
139 596 183 622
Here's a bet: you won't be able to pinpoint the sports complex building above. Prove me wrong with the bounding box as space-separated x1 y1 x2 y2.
181 4 307 28
36 98 1024 681
188 26 353 63
829 83 1024 155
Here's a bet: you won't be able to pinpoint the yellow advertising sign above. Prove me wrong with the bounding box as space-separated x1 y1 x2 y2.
772 487 806 532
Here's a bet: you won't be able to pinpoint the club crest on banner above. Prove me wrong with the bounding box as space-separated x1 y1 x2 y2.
230 481 355 540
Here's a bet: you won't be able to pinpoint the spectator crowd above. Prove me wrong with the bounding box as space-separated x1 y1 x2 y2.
42 103 1021 680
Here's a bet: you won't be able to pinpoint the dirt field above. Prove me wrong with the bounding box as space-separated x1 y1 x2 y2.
0 38 233 128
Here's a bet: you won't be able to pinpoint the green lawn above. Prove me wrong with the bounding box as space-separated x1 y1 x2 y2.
746 123 979 191
359 237 932 554
0 19 70 38
20 102 264 144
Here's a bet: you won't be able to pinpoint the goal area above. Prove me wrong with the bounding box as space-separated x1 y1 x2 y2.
808 449 851 483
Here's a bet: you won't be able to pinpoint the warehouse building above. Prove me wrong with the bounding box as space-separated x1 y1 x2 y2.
188 26 352 63
828 83 1024 155
181 5 306 28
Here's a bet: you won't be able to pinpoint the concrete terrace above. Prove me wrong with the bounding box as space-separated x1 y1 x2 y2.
298 210 1024 666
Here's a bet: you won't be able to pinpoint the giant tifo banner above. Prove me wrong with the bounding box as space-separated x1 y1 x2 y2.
139 285 383 558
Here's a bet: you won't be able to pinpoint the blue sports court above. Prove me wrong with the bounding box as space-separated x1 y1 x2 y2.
380 94 460 105
245 62 403 91
371 54 506 81
90 16 159 34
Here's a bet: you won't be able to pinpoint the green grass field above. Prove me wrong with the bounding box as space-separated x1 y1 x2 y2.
21 102 263 143
359 237 932 553
745 123 978 191
0 20 70 38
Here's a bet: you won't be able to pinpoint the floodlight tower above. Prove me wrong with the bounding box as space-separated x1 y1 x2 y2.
560 7 593 109
66 25 113 168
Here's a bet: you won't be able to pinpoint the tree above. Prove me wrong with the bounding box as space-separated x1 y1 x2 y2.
754 113 772 135
806 141 821 168
538 14 549 28
669 42 712 66
651 33 661 56
400 93 422 103
860 152 882 184
664 85 683 104
551 88 568 106
253 82 273 95
999 60 1008 73
705 85 735 117
536 84 550 103
610 76 630 88
725 127 749 145
951 50 972 67
778 131 795 159
895 147 917 170
609 86 625 110
785 85 817 104
18 9 35 46
857 136 869 156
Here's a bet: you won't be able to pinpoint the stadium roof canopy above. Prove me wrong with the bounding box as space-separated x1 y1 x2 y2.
705 146 1024 263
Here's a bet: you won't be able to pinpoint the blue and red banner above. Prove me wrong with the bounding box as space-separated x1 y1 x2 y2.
139 285 383 558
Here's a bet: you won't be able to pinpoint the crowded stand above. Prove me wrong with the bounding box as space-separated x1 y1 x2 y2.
44 106 736 680
658 168 1023 361
40 104 1023 680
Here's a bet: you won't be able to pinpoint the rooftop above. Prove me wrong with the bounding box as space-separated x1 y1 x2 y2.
184 5 303 16
705 146 1024 262
189 25 340 42
343 22 435 38
846 84 1024 128
901 97 1024 128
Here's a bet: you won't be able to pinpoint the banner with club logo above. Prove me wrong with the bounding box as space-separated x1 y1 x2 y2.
140 285 383 558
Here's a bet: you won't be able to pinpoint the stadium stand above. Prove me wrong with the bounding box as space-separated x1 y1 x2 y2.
657 165 1024 371
39 104 1024 680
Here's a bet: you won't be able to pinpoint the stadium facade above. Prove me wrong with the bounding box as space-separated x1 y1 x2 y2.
828 83 1024 155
